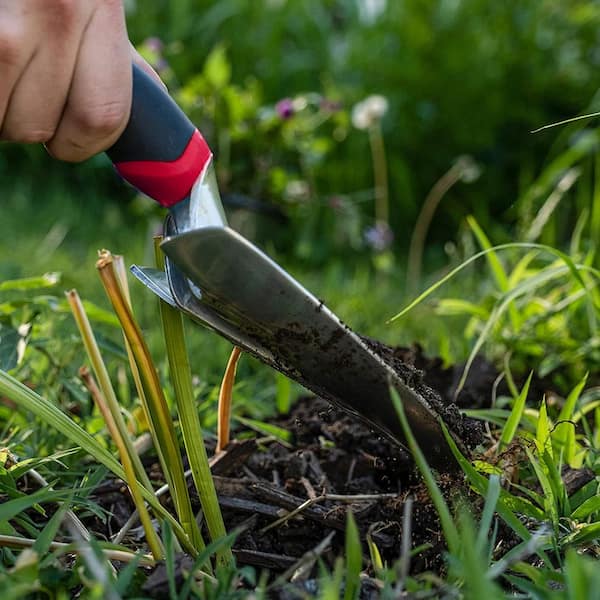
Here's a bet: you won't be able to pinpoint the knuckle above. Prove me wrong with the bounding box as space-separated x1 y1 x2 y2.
71 100 129 139
47 0 79 21
0 27 24 68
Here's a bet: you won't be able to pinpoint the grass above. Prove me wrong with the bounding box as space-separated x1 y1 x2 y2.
2 138 600 596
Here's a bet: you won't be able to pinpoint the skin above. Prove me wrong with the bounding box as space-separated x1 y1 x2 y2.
0 0 163 162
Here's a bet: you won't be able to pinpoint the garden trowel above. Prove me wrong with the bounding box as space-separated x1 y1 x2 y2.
108 66 466 469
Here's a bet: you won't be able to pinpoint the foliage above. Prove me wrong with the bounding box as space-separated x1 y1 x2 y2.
3 2 600 267
1 1 600 597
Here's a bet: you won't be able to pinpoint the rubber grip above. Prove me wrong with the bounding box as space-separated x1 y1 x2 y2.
107 64 212 208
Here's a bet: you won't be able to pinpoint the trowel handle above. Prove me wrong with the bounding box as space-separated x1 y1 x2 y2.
106 64 212 208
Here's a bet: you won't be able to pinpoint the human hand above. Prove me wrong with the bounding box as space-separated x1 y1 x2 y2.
0 0 162 162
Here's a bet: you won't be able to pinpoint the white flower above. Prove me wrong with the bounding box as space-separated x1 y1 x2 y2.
351 95 389 130
357 0 387 24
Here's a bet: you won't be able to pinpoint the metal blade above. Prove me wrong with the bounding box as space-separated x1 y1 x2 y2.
161 226 461 467
130 265 177 307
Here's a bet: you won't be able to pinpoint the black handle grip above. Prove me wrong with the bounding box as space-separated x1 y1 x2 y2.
107 64 195 163
106 64 212 208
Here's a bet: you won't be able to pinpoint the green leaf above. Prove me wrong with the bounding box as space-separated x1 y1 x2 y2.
435 298 490 319
535 398 551 455
0 273 60 292
562 522 600 546
440 420 538 538
0 368 195 554
555 374 588 464
391 388 460 554
571 495 600 520
33 498 72 555
525 447 558 529
0 325 19 372
204 45 231 90
275 372 293 414
500 372 532 450
467 216 509 292
0 486 69 523
235 415 293 446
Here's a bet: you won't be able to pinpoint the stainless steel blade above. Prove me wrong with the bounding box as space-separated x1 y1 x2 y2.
160 226 463 467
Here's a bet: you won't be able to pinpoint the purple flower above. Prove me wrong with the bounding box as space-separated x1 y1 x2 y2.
276 98 294 119
364 221 394 251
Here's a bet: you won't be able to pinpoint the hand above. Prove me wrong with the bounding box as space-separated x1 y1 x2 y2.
0 0 162 162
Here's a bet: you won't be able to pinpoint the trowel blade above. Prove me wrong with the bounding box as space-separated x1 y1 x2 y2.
161 226 462 467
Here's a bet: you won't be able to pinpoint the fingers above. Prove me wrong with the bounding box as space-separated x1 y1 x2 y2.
46 1 132 162
0 23 82 143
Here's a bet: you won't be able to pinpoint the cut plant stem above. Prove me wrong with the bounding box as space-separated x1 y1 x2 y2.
0 369 196 556
217 346 242 453
79 365 164 559
96 251 206 558
66 290 153 494
154 237 233 568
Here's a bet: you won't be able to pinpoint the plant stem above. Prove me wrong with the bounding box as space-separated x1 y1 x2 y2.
0 534 156 566
368 122 390 226
154 238 233 567
66 290 153 493
217 346 242 453
79 366 164 559
0 369 197 556
96 251 206 558
406 162 464 291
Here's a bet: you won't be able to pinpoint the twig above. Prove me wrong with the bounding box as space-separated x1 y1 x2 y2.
259 492 398 534
78 363 163 560
271 531 336 588
406 160 468 290
113 442 255 544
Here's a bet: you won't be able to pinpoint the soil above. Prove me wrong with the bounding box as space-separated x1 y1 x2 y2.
73 343 578 596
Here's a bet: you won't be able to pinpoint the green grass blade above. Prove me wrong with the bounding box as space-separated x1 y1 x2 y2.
570 495 600 520
524 447 558 530
499 372 532 450
0 369 196 556
440 421 538 538
475 475 500 555
391 387 460 554
343 510 362 600
388 242 600 324
275 373 293 414
97 253 205 556
32 497 72 555
555 374 588 465
0 487 68 522
467 216 510 292
535 398 551 456
155 238 232 566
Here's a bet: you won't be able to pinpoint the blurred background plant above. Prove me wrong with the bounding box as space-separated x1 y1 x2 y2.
3 0 600 268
